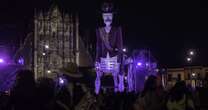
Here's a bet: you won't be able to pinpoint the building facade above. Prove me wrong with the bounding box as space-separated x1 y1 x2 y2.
15 3 93 79
166 66 208 89
34 5 80 79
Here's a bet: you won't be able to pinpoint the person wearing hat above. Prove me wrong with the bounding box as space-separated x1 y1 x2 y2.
95 1 124 94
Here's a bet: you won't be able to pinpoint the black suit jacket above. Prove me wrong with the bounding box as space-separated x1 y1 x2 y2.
95 26 123 63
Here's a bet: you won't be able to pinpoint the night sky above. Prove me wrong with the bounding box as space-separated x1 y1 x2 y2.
0 0 208 67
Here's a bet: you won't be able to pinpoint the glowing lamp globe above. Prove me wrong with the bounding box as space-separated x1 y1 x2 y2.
45 45 49 49
190 51 194 56
187 57 191 62
47 70 51 74
192 73 196 77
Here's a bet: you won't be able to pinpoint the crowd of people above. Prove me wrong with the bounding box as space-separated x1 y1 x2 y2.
134 76 197 110
0 69 207 110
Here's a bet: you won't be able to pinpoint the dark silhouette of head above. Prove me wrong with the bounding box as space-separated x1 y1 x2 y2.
13 69 35 91
36 77 55 102
10 69 37 110
141 75 157 96
169 81 187 102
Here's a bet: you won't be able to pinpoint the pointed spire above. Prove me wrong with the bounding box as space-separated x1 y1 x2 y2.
49 0 61 17
38 11 43 20
51 0 59 6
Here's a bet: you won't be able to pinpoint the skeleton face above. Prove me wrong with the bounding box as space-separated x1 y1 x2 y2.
102 13 113 26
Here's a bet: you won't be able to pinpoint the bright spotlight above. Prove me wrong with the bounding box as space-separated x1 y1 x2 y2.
0 58 4 63
59 77 64 84
145 63 149 66
47 70 51 74
122 48 127 52
137 62 142 66
18 57 24 65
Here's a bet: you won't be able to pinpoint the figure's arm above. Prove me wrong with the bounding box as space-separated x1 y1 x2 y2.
95 29 101 62
117 27 124 74
117 27 123 53
116 27 123 62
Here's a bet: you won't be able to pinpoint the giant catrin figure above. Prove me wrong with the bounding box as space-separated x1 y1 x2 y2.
95 1 124 94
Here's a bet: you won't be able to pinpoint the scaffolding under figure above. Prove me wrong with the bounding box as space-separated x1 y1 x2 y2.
95 53 123 94
125 49 157 93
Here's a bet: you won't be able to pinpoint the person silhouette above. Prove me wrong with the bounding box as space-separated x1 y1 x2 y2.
9 69 37 110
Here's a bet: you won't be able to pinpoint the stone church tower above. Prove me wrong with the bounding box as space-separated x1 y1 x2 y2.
34 3 92 79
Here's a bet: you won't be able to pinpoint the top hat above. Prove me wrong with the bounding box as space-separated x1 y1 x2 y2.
101 1 114 13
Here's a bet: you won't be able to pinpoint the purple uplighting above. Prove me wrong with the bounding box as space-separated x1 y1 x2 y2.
18 57 24 65
137 62 142 66
145 63 149 66
0 58 4 63
59 77 64 84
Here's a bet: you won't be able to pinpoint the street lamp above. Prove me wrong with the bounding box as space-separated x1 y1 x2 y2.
42 52 46 56
189 51 194 56
192 73 196 77
186 49 197 88
186 57 192 62
191 72 197 88
45 45 49 49
47 70 51 74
